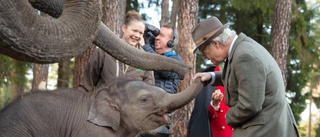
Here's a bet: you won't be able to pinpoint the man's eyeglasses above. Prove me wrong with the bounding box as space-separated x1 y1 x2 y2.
199 44 210 59
199 41 212 54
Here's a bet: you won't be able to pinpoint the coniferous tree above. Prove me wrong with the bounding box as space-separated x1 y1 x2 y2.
270 0 292 87
171 0 198 136
73 0 126 88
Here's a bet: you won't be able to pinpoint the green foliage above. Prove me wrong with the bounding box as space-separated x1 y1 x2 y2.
0 55 31 109
198 0 273 46
0 55 13 109
231 0 275 15
0 55 13 86
310 4 320 108
126 0 139 12
288 0 320 122
14 60 31 86
316 121 320 137
126 0 160 21
299 120 317 137
291 12 307 37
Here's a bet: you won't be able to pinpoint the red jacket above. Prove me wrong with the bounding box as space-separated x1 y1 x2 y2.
208 67 232 137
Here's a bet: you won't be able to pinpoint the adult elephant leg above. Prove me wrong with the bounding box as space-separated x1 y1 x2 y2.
0 0 100 63
94 23 189 79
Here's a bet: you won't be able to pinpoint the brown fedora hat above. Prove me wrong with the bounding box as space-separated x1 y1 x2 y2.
192 16 230 53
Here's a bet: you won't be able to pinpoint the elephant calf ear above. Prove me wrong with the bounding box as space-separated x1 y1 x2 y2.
87 101 120 130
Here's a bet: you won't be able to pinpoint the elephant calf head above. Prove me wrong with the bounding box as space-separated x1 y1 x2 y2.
87 78 203 136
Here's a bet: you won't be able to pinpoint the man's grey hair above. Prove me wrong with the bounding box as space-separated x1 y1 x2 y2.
213 28 236 45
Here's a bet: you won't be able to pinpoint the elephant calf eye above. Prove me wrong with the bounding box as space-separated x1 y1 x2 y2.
139 96 149 104
141 98 148 102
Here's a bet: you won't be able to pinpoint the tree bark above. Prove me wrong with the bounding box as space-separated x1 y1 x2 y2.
172 0 198 136
160 0 169 26
32 64 49 91
102 0 125 36
73 0 126 88
170 0 180 26
73 45 95 88
57 61 71 88
270 0 292 87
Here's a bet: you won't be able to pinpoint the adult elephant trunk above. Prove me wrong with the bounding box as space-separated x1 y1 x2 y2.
0 0 189 79
94 23 189 78
0 0 100 63
161 79 203 112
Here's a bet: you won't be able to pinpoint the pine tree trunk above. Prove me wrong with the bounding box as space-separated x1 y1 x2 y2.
270 0 292 87
73 0 126 88
170 0 180 26
73 45 95 88
32 64 49 90
160 0 169 26
172 0 198 136
57 61 71 88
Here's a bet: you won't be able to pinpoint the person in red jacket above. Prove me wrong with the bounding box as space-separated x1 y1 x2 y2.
187 64 232 137
207 66 233 137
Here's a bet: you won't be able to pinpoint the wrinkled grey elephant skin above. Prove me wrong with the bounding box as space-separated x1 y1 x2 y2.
0 0 189 79
0 78 203 137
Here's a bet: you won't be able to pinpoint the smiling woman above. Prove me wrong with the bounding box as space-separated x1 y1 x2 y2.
121 11 146 47
78 10 155 93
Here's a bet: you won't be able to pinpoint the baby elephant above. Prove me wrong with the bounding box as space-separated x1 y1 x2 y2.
0 78 202 137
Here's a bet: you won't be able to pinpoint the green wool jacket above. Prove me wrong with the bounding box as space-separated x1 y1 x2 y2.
213 33 299 137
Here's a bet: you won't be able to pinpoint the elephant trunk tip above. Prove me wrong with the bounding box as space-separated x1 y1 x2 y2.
163 78 203 111
178 64 192 80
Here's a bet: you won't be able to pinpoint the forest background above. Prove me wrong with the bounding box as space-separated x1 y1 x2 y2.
0 0 320 137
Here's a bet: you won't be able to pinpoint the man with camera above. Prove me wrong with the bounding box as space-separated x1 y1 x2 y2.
139 23 183 137
142 23 182 95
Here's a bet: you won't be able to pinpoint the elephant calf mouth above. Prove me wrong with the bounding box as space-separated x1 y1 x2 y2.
155 112 171 125
154 108 172 125
163 114 171 123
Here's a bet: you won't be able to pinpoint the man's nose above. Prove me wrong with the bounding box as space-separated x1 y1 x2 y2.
155 35 160 40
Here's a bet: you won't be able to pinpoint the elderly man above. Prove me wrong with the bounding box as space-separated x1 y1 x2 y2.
191 16 299 137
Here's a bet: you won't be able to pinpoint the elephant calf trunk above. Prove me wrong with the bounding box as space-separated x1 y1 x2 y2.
164 79 203 112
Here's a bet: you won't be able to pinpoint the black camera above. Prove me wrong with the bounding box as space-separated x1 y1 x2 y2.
143 23 160 47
